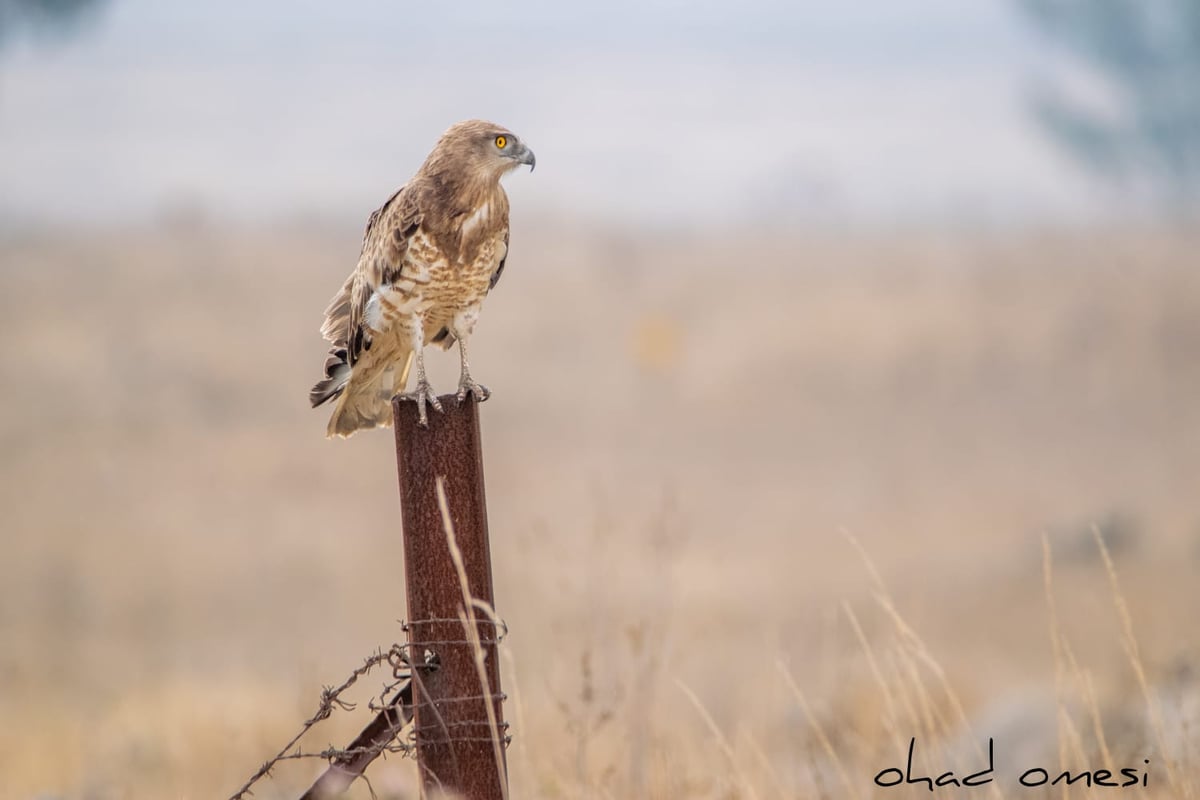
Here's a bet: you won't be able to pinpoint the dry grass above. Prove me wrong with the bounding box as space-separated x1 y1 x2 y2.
1 223 1198 798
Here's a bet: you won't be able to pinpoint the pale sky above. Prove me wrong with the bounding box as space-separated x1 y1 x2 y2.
0 0 1113 227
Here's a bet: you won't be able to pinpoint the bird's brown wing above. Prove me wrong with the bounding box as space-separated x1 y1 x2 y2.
310 187 423 407
488 228 509 291
321 186 424 364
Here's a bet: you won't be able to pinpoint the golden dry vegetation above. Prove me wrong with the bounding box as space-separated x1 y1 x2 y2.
1 223 1198 799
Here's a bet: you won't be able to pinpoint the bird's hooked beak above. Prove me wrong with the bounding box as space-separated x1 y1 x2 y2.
516 142 536 172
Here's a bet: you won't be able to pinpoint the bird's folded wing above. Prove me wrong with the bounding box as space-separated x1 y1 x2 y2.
319 185 424 367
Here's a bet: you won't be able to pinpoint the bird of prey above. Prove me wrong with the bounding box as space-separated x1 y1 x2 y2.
309 120 535 436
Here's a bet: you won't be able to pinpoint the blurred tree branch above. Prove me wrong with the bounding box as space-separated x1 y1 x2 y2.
0 0 108 50
1017 0 1200 214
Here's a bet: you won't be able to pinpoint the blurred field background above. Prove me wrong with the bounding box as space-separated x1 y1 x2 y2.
2 1 1199 798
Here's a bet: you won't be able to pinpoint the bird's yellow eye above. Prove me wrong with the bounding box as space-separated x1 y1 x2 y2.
495 135 507 149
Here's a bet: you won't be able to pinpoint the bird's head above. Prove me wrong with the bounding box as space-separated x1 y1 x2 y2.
431 119 536 180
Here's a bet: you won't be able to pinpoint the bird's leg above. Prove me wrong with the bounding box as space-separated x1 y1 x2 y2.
453 307 490 404
395 318 442 426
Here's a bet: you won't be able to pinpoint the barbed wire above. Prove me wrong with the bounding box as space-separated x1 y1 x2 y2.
229 616 510 800
228 644 414 800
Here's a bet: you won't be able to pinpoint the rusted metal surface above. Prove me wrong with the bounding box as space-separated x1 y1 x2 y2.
299 677 418 800
393 395 508 800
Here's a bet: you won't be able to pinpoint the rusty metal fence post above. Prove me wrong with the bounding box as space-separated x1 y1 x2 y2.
393 395 508 800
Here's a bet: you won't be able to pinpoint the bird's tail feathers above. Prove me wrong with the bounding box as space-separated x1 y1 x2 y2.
311 348 411 438
309 349 352 408
324 385 392 438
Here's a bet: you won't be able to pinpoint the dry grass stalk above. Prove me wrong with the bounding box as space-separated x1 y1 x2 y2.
436 476 510 800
